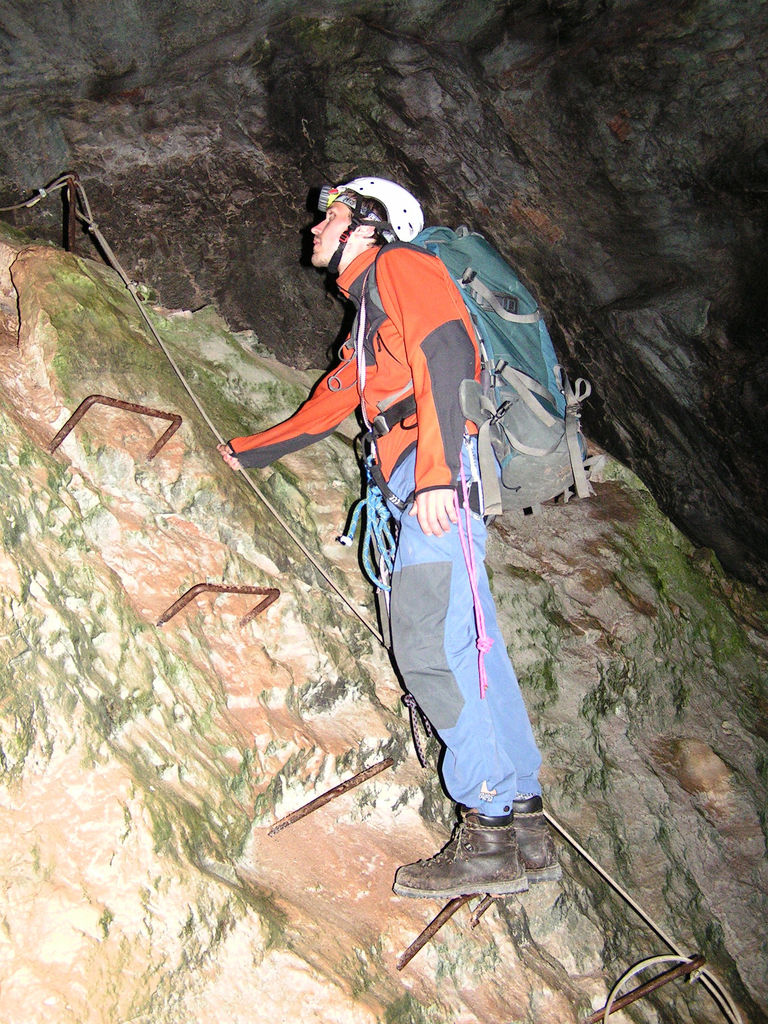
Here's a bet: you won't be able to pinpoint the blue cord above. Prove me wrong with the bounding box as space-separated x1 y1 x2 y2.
338 459 397 591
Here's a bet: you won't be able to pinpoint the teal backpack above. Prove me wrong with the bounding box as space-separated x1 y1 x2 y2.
368 226 594 515
341 226 595 596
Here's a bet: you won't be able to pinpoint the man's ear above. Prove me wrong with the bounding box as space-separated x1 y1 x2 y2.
351 221 377 240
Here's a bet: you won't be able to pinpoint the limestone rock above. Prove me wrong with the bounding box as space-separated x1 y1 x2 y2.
0 228 766 1023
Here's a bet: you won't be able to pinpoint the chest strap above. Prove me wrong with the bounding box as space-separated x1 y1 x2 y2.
372 393 417 437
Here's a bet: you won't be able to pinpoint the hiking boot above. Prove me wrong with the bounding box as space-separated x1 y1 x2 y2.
393 808 529 899
512 795 562 883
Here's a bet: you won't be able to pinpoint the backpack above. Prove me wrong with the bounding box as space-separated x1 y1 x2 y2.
410 225 593 516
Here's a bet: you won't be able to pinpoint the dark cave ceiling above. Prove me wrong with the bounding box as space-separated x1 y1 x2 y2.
1 0 766 587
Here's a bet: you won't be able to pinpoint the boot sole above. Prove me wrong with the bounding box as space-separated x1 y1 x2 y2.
393 876 529 900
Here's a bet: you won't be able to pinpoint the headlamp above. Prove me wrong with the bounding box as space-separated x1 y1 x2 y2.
318 184 341 212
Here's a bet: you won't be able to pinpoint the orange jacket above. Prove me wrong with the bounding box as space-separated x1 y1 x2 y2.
228 243 480 496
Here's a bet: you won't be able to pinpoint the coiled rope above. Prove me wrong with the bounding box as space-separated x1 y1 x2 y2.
337 456 396 592
2 177 744 1024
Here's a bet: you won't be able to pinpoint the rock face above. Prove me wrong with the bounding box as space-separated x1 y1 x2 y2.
1 229 766 1023
0 0 766 589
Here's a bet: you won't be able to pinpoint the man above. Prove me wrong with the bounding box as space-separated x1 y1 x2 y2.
218 177 560 898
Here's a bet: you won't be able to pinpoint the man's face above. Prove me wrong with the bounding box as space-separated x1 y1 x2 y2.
310 201 353 268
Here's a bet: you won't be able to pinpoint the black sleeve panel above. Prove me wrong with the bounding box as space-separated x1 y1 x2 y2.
420 319 477 483
234 428 336 469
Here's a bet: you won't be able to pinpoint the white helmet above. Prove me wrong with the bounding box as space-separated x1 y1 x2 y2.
319 176 424 242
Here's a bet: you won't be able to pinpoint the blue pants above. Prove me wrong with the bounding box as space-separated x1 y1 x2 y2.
385 437 541 815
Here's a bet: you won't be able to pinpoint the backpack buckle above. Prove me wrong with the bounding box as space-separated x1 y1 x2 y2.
372 413 390 437
490 399 512 426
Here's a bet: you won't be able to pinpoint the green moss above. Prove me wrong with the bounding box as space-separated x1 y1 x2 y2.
148 804 174 855
613 489 750 666
138 769 252 867
18 440 40 470
418 774 456 829
252 747 317 821
299 674 360 713
144 305 306 444
436 926 502 986
46 266 162 400
597 457 651 492
17 236 311 466
291 15 365 64
580 659 631 728
669 666 691 716
558 748 613 801
0 219 51 246
92 680 157 737
165 355 300 445
385 993 444 1024
339 940 383 998
239 887 287 951
99 906 115 939
0 504 28 550
523 655 560 709
227 746 258 800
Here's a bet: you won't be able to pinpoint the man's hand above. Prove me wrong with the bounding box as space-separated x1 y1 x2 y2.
217 442 241 470
409 488 458 536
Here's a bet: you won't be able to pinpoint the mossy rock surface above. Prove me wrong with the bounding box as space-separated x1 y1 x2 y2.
1 227 767 1023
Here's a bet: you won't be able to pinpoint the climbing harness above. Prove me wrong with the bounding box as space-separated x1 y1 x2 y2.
336 270 410 590
2 178 745 1024
335 266 407 594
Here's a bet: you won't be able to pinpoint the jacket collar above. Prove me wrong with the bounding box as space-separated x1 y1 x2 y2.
336 245 379 305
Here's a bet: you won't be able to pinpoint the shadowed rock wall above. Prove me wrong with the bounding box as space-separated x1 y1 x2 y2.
2 0 766 587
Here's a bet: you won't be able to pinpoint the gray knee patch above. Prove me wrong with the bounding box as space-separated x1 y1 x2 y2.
390 560 465 731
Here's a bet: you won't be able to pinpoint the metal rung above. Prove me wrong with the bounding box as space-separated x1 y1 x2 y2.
157 583 280 627
268 758 394 836
48 393 182 461
396 894 477 971
583 954 706 1023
